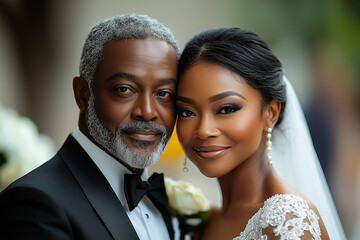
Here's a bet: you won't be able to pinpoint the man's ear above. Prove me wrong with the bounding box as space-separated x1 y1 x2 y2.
264 100 281 130
73 76 90 113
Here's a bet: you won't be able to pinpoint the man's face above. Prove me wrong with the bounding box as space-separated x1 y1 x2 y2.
87 39 177 169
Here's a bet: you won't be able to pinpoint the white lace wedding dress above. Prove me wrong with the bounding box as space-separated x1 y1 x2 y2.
233 194 321 240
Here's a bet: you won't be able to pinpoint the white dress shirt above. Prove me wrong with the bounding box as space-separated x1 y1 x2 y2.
72 128 176 240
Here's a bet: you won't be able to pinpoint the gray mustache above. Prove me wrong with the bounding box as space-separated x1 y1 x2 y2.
118 121 167 136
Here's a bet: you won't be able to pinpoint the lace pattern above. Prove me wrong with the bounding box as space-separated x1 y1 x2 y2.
233 194 321 240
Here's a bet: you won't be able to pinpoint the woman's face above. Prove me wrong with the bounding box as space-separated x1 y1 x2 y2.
176 62 268 177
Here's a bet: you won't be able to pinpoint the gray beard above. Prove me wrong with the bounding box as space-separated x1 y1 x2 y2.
86 94 169 169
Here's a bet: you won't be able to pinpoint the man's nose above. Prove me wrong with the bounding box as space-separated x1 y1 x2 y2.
131 93 158 121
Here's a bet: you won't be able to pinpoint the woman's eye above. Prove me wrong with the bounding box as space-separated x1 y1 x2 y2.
177 109 195 117
217 104 241 114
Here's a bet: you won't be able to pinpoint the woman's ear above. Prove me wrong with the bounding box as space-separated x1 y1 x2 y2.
73 76 90 113
264 100 281 130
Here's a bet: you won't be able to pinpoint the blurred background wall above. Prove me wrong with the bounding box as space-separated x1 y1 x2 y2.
1 0 359 238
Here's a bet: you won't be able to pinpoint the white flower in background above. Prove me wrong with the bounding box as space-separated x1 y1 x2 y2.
0 104 55 190
164 176 211 216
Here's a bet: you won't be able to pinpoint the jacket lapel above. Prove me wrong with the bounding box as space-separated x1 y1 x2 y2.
58 135 139 240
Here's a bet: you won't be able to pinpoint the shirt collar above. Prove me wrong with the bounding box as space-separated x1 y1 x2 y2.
71 127 149 206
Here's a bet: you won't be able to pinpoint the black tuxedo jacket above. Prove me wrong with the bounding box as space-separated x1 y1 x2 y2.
0 135 174 240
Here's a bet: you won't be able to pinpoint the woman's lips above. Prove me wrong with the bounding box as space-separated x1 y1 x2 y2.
126 130 160 142
193 146 229 159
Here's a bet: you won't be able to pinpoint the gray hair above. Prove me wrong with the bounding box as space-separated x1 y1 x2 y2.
79 13 180 88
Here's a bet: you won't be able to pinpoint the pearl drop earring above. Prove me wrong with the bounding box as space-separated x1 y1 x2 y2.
266 127 273 166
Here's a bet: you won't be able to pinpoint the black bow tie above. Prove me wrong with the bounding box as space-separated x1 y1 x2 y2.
124 172 168 211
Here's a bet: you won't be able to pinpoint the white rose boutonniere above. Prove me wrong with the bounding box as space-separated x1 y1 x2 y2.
164 176 211 239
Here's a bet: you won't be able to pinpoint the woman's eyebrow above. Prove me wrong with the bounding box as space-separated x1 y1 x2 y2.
175 96 195 104
209 91 246 103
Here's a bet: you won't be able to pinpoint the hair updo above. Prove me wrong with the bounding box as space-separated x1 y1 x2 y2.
178 27 286 126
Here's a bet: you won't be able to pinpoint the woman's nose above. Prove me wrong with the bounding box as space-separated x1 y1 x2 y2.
194 115 220 139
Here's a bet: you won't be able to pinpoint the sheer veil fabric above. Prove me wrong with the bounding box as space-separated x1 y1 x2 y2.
272 76 346 239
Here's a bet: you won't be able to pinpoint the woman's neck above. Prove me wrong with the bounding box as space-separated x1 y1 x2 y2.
218 148 275 212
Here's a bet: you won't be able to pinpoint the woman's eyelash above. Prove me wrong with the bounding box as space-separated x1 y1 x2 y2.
177 108 195 117
177 103 242 117
217 104 242 114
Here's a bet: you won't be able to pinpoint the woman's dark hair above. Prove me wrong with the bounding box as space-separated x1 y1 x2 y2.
178 27 286 126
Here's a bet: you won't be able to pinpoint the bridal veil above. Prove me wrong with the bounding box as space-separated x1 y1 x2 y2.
272 76 346 239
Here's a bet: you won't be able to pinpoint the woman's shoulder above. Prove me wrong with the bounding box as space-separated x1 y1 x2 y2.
235 194 322 240
262 194 320 224
265 173 322 220
262 194 322 239
263 174 329 239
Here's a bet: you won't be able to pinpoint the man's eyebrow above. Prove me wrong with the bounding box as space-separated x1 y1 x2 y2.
176 96 195 104
107 73 176 84
108 72 137 81
209 91 246 102
158 78 177 84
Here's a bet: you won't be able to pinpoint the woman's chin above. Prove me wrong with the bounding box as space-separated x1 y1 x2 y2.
198 168 223 178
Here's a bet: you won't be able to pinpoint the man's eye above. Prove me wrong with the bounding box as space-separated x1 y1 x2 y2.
156 91 173 98
217 104 241 114
114 86 134 97
117 87 131 93
177 109 195 117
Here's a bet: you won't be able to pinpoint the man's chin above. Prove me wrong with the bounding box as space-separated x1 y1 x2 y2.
130 140 157 149
110 135 168 169
114 142 162 169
